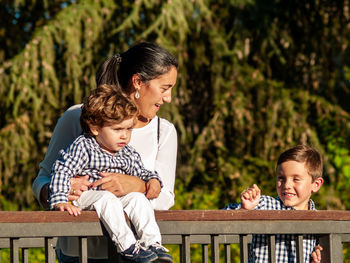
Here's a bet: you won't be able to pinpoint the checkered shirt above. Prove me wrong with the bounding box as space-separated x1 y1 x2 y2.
49 134 162 209
224 196 317 263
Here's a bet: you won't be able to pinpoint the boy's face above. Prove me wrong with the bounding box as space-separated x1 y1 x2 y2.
90 118 134 154
276 160 323 210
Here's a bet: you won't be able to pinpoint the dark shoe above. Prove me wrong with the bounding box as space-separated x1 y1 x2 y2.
148 243 173 263
121 241 157 263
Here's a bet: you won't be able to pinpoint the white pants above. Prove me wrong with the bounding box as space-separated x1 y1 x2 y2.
73 191 162 252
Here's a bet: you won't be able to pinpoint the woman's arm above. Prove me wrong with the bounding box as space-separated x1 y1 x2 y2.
32 105 84 208
149 122 177 210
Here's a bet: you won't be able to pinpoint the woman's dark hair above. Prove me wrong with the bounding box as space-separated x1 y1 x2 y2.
96 42 178 93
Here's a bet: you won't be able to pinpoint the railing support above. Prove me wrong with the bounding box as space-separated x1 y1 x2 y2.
319 233 343 263
201 244 208 263
210 235 219 263
10 238 19 263
44 237 55 263
224 244 231 263
296 235 304 263
181 235 190 263
268 235 276 263
240 234 249 263
79 237 88 263
21 248 28 263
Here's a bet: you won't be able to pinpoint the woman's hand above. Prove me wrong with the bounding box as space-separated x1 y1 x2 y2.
68 175 91 201
145 179 161 199
91 172 146 197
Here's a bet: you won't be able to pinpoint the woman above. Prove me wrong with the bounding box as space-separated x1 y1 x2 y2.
32 42 178 262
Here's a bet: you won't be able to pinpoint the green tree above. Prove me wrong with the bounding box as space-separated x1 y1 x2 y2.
1 0 350 213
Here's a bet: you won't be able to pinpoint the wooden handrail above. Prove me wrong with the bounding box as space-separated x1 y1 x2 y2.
154 210 350 221
0 210 350 223
0 210 350 263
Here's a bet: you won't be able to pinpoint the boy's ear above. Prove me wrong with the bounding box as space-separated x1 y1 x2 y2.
90 126 99 136
311 177 324 193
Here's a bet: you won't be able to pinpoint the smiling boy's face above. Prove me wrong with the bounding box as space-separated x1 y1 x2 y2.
276 160 323 210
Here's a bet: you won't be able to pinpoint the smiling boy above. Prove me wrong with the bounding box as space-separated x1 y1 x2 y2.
224 145 323 262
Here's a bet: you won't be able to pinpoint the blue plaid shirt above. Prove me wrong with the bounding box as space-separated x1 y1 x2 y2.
49 134 162 209
224 196 317 263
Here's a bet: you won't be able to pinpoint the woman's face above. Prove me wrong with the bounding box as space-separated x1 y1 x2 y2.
135 66 177 124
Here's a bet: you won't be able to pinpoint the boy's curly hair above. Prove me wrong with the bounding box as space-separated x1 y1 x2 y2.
80 84 139 136
276 145 323 181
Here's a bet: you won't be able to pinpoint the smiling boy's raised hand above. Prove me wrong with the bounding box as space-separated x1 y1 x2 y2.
241 184 261 210
311 245 322 263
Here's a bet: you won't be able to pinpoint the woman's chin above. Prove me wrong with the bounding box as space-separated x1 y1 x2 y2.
137 115 153 124
141 113 157 120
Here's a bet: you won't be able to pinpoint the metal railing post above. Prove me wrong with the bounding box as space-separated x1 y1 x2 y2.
181 235 190 263
211 235 219 263
22 248 28 263
44 237 56 263
268 235 276 263
295 235 304 263
319 234 343 263
201 244 208 263
10 238 19 263
224 244 231 263
79 237 88 263
240 234 249 263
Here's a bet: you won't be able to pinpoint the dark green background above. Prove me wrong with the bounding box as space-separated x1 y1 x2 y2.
1 0 350 213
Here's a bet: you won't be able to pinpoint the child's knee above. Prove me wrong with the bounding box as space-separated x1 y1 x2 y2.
127 192 146 199
124 192 149 205
94 191 122 211
99 190 117 200
95 191 120 207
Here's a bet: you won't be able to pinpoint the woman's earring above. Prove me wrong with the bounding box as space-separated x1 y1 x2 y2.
135 89 140 99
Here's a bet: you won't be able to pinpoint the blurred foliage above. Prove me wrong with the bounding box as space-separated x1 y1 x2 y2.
1 0 350 260
0 248 48 263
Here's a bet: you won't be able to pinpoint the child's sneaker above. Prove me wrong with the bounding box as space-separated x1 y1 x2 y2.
121 241 157 263
148 243 173 263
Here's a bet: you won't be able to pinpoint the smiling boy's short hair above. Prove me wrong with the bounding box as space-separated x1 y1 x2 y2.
276 145 323 181
80 84 139 136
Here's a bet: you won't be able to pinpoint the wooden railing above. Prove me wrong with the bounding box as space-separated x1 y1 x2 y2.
0 210 350 262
